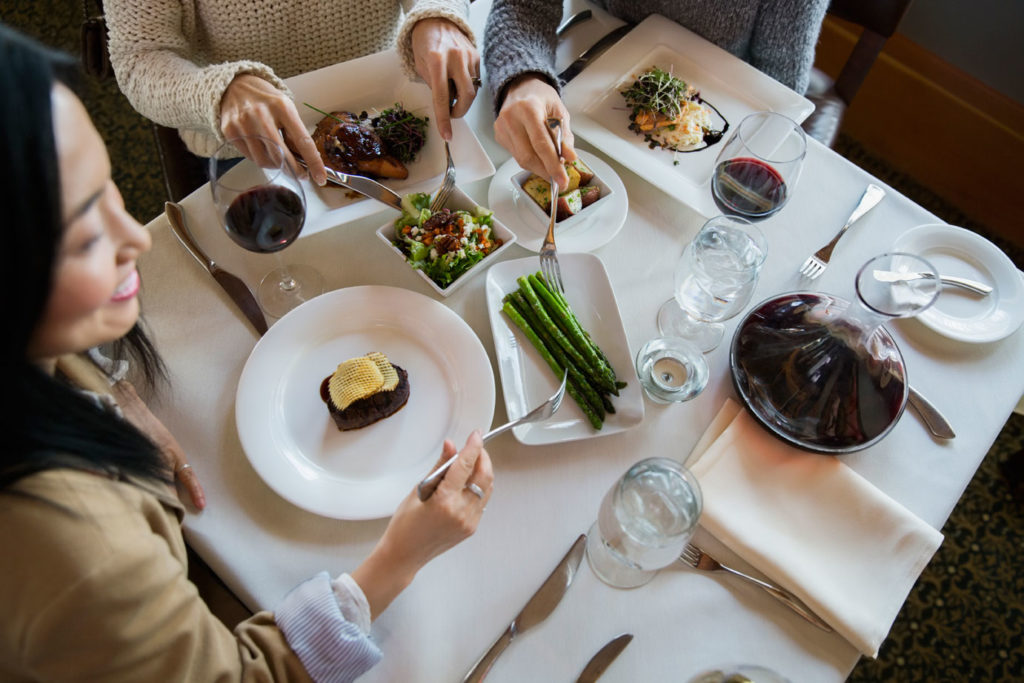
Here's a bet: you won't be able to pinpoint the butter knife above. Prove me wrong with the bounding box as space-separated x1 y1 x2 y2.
576 634 633 683
558 23 634 85
165 201 268 335
872 269 992 295
296 158 403 211
462 535 587 683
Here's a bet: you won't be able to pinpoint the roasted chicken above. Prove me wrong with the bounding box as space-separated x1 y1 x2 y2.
312 111 408 180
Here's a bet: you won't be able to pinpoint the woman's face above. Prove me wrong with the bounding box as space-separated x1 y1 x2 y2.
27 84 151 362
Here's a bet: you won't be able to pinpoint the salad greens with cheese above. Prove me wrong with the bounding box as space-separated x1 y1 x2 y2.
392 193 502 289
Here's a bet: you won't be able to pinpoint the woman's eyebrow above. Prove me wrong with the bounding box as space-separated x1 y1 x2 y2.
66 187 104 224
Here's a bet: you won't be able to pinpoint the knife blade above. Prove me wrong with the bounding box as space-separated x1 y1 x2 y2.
871 269 992 295
462 534 587 683
165 201 269 336
558 23 635 85
295 158 403 211
575 633 633 683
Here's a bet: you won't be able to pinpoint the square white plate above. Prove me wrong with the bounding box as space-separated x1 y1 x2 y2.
376 185 517 297
562 14 813 216
485 253 644 444
284 49 495 237
510 160 615 233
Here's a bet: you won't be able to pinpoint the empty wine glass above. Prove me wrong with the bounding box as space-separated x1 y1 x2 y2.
657 215 768 352
210 135 323 318
711 111 806 220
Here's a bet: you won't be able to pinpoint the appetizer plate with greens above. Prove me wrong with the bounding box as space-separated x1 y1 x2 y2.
284 49 494 237
486 253 644 445
561 14 812 216
376 186 516 297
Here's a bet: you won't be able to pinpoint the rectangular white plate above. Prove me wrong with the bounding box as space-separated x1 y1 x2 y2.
376 185 516 298
485 253 644 445
562 14 813 217
284 49 495 237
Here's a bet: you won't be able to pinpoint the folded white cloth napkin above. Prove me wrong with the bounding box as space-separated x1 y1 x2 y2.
686 399 943 657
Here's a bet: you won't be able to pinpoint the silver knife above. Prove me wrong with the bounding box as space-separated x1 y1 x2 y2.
558 23 634 85
296 158 403 211
462 535 587 682
575 633 633 683
907 386 956 439
872 269 992 295
165 201 269 336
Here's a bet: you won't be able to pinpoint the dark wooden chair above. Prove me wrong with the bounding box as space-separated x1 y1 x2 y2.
802 0 915 147
151 123 209 202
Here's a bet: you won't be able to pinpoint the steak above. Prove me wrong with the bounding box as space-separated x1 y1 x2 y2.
312 110 408 180
320 364 410 431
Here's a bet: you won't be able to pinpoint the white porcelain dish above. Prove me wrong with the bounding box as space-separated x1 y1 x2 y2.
561 15 813 216
893 223 1024 343
487 151 628 253
235 286 495 519
485 253 644 444
283 49 495 237
375 185 517 297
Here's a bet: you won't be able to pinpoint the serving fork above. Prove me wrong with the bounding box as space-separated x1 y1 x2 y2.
798 184 885 279
539 117 566 294
678 543 833 632
417 370 568 500
429 80 459 212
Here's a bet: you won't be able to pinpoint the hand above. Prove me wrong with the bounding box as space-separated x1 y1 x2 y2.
411 18 480 141
351 431 493 619
218 74 327 186
111 380 206 510
495 75 577 190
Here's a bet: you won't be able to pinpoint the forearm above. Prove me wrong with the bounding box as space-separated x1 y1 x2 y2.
349 539 419 620
483 0 563 112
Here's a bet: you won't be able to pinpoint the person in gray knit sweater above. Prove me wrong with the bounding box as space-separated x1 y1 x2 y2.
484 0 828 188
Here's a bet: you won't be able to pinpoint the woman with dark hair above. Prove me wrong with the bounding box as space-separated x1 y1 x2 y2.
0 25 493 682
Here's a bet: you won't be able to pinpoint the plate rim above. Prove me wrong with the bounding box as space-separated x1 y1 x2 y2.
235 285 495 519
893 222 1024 343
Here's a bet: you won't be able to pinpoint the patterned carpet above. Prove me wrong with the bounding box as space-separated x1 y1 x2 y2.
4 3 1023 681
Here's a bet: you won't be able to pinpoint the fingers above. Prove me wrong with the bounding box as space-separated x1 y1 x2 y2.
175 463 207 510
429 76 454 142
436 431 486 496
494 77 576 190
279 104 327 186
430 439 458 472
411 18 480 140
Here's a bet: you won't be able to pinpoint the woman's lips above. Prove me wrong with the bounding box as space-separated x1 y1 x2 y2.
111 269 140 302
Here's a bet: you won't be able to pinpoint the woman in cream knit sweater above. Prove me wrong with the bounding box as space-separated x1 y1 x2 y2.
105 0 479 186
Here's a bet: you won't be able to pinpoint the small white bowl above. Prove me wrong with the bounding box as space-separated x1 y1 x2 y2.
510 160 615 234
376 186 517 297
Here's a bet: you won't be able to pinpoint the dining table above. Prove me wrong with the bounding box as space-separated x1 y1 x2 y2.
136 0 1024 680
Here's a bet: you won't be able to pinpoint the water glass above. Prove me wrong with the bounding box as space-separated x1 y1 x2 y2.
586 458 702 588
657 215 768 352
635 337 709 403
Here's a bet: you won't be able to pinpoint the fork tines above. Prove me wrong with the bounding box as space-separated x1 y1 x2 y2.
798 255 827 279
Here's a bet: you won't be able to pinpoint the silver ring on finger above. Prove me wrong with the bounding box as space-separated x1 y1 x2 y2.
465 482 485 499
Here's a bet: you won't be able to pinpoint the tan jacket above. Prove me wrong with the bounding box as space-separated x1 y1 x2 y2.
0 467 312 682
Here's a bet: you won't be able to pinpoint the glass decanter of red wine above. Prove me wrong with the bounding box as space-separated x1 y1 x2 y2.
210 136 323 318
711 111 806 221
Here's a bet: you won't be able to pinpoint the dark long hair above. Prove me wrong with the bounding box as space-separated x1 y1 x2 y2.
0 25 169 490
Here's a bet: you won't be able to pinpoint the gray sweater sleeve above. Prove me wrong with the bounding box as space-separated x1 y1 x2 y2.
483 0 563 114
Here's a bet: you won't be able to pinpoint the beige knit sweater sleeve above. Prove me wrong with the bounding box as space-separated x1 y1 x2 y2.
105 0 472 158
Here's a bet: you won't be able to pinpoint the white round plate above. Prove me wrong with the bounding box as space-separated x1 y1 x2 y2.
235 286 494 519
893 223 1024 343
487 150 628 253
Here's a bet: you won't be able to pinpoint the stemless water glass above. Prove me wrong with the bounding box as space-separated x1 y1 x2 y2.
586 458 702 589
656 215 768 352
711 111 806 220
210 135 323 318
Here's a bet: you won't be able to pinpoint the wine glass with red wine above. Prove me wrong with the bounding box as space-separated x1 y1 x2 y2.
210 136 323 318
711 111 806 220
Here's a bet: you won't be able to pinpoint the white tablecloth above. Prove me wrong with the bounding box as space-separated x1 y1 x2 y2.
137 1 1024 680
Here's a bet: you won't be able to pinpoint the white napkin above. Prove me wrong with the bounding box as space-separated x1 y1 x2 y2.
686 399 943 657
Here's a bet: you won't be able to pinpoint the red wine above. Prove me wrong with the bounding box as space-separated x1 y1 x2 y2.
225 186 304 253
712 157 787 220
730 293 906 452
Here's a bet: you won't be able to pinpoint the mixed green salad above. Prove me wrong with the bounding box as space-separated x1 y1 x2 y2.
392 193 502 289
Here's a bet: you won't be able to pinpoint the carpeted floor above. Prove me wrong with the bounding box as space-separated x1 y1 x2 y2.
3 3 1023 681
